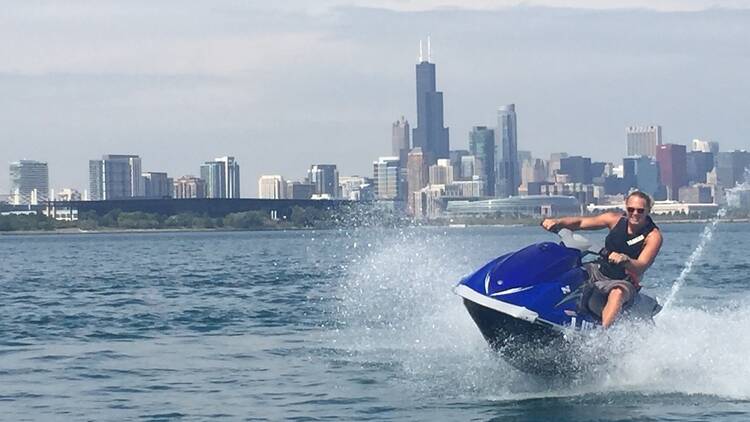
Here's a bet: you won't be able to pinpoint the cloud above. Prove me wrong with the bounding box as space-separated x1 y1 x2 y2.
1 2 749 196
288 0 750 12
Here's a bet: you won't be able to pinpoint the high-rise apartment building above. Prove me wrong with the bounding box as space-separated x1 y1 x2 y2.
626 125 662 157
308 164 339 198
258 175 287 199
88 155 143 201
469 126 495 196
392 116 411 161
496 104 519 197
373 157 401 201
200 161 223 199
412 39 449 164
143 172 172 198
216 156 240 198
407 147 429 214
9 160 49 205
200 156 240 199
173 176 206 199
656 144 688 200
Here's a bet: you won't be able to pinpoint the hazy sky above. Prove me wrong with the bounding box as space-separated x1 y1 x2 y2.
2 0 749 197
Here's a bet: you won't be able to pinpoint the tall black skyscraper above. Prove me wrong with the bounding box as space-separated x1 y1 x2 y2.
412 38 449 165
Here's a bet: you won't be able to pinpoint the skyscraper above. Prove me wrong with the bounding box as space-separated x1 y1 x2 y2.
496 104 519 197
200 161 223 199
656 144 688 200
143 172 172 198
216 156 240 199
373 157 401 200
89 154 143 200
258 175 287 199
469 126 495 196
412 39 449 164
626 126 662 157
201 156 240 199
392 117 410 160
407 147 429 214
634 157 661 197
308 164 339 198
9 160 49 205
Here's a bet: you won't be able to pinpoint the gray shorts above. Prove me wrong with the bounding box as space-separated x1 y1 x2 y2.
584 263 637 307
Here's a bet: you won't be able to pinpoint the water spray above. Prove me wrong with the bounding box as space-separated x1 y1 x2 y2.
660 170 750 312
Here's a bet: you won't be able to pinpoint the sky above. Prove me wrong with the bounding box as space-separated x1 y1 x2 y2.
1 0 749 197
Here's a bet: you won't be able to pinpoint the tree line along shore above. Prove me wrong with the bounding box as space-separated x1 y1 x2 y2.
1 206 748 233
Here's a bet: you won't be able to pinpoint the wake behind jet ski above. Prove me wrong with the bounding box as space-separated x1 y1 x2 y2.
454 228 662 375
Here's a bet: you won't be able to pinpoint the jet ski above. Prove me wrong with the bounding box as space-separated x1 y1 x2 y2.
453 228 661 375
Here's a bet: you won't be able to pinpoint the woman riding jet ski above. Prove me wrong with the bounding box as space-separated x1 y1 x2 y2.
454 191 663 374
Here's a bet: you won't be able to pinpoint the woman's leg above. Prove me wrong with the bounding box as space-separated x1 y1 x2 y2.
601 287 625 328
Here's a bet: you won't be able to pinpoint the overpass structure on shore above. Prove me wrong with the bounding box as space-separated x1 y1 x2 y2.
44 198 352 221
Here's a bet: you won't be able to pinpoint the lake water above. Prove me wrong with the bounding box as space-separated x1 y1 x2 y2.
2 223 750 421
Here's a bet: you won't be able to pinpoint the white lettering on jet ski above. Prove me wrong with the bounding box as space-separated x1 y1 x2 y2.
561 285 571 294
627 234 645 246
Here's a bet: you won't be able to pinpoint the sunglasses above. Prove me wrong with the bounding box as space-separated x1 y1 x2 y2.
627 207 646 214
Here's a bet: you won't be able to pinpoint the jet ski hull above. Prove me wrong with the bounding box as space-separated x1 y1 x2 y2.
462 298 585 375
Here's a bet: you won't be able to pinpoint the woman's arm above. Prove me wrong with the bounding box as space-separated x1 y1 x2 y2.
542 212 620 232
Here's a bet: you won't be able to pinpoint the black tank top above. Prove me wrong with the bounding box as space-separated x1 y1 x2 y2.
600 215 659 280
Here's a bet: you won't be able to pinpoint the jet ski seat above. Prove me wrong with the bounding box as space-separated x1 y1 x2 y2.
579 280 607 320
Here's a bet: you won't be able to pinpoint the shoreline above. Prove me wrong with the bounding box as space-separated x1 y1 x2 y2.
2 218 749 235
0 226 315 236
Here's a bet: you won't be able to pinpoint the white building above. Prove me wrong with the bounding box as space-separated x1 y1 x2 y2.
339 176 373 201
258 175 287 199
691 139 720 154
626 125 662 157
56 188 82 202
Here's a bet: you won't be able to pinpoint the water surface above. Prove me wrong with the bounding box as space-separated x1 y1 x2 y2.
1 224 749 421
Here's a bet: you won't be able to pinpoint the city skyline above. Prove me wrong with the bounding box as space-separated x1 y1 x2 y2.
2 2 750 196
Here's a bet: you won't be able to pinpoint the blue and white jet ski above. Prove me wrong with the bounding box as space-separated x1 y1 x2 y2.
454 229 661 375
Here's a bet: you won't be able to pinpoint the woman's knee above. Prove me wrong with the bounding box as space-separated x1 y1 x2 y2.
608 287 625 304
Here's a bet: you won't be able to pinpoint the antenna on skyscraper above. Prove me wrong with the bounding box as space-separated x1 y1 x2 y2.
419 39 423 62
427 35 432 62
